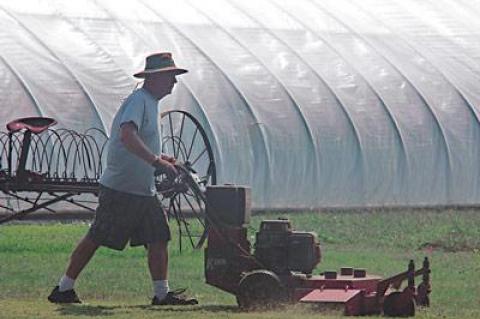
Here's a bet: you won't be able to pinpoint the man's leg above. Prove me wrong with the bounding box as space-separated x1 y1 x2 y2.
147 240 168 279
147 241 169 300
147 240 198 305
65 235 100 280
48 235 99 303
58 235 99 292
141 199 197 305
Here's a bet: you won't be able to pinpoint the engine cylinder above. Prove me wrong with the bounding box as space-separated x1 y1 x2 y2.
254 219 321 275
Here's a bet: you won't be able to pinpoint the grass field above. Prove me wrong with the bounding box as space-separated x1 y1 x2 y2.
1 209 479 318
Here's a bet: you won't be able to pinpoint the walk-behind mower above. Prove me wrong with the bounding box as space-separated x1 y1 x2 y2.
203 185 431 317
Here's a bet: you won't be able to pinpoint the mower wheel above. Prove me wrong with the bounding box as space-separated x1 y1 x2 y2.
383 291 415 317
236 270 288 310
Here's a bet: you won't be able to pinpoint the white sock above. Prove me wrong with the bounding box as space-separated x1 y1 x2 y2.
153 280 169 300
58 275 75 292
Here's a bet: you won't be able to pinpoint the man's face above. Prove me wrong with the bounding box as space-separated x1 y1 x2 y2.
145 71 178 99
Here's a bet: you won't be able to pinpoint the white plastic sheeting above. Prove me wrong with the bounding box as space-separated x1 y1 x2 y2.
1 0 480 210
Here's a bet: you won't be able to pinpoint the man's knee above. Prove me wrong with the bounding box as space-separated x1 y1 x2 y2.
75 236 100 254
147 240 168 253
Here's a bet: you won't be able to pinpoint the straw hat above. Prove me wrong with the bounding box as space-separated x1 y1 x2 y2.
134 52 188 78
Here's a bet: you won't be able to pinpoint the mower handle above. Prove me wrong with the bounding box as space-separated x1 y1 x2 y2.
154 161 206 200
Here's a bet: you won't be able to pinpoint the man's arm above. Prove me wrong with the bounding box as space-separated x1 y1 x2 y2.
120 122 157 164
120 122 176 173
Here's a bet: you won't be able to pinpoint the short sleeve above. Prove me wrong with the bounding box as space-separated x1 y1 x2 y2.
119 91 145 130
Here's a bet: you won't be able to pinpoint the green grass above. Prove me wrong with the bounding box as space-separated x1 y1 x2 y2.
1 209 479 318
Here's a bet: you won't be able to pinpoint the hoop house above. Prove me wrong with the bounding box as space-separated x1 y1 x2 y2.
1 0 479 210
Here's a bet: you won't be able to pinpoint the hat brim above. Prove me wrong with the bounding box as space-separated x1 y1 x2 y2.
134 67 188 78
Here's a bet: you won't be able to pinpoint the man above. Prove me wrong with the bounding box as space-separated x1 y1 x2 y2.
48 52 197 306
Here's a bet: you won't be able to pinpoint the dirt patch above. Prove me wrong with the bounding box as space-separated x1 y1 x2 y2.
418 241 479 253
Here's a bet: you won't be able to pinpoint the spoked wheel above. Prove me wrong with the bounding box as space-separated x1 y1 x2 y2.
158 110 216 251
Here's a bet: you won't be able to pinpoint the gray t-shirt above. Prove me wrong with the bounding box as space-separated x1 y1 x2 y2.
100 88 161 196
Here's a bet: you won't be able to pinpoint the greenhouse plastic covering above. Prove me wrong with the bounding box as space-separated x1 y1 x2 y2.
1 0 480 210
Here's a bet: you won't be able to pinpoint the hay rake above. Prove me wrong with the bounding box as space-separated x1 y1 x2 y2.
0 111 215 250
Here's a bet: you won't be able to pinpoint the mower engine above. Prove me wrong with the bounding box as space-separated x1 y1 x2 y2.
254 219 320 275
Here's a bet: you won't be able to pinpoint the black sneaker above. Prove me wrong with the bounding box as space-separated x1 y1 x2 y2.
47 286 81 304
151 289 198 306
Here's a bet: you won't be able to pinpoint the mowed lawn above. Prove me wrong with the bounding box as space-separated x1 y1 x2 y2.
1 209 479 318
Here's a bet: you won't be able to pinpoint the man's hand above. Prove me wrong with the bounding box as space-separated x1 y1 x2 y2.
160 154 176 164
152 156 178 181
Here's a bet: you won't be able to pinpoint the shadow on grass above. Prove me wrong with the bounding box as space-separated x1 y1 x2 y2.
55 304 117 317
147 304 239 313
55 303 239 317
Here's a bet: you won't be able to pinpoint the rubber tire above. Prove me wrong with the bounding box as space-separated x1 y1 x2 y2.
383 291 416 317
236 270 288 310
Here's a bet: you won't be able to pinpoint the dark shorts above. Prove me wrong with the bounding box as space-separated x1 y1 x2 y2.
87 185 171 251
